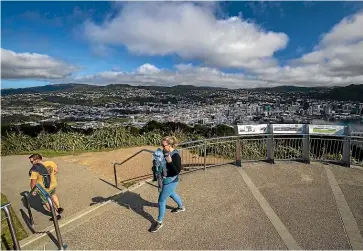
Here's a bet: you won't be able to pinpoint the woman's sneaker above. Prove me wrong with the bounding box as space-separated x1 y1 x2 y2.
150 221 163 233
171 207 185 213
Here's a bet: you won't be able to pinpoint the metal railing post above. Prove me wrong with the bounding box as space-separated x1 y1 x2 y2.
113 162 118 188
113 149 154 188
267 124 275 164
47 196 65 250
343 126 351 167
203 139 207 170
234 125 241 167
34 184 66 250
302 124 311 164
1 203 21 250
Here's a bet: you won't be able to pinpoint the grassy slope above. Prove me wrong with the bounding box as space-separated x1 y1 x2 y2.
1 194 28 250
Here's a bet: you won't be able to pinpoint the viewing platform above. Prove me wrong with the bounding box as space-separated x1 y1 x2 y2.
1 123 363 250
15 162 363 250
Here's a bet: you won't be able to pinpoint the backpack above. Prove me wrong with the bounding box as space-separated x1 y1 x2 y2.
152 149 180 192
29 163 52 189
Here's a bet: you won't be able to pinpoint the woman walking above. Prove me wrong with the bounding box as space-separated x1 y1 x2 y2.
150 136 185 233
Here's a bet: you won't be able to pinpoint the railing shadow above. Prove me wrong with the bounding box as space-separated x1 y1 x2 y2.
1 234 11 250
99 178 123 191
20 209 35 233
20 191 50 216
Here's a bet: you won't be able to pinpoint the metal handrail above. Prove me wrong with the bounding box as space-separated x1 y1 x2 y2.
113 149 154 188
1 202 21 250
24 184 66 250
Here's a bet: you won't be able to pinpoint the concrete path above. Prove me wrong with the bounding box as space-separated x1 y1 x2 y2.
243 162 354 249
19 161 363 250
1 155 120 233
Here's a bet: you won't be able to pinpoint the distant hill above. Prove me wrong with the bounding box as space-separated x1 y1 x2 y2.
250 85 329 92
1 83 97 96
1 83 224 96
324 84 363 102
2 83 363 102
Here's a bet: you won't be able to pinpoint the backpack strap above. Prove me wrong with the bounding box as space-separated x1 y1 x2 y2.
29 163 49 176
170 149 180 157
162 149 181 185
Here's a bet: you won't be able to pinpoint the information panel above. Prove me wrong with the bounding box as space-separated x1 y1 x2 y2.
237 124 268 135
273 124 303 134
236 124 347 136
309 125 345 135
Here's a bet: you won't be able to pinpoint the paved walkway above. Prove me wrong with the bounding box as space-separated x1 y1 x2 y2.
18 161 363 250
1 155 120 233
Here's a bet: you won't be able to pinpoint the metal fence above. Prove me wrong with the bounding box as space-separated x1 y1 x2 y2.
112 128 362 188
177 134 363 169
178 136 237 170
351 135 363 166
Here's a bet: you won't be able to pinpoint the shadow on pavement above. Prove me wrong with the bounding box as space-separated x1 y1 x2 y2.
20 209 35 233
90 191 174 226
20 191 50 217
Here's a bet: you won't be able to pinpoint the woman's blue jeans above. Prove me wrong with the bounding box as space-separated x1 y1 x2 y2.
157 179 183 222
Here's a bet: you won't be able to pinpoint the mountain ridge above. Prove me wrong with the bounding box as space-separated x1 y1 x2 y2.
2 83 363 102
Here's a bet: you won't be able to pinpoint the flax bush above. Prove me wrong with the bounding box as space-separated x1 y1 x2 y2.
1 128 157 155
1 126 203 155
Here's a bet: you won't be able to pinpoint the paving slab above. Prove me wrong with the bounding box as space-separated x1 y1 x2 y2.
243 161 351 250
1 155 120 233
331 166 363 237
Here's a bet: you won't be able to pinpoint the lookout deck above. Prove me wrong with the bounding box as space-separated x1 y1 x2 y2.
14 161 363 250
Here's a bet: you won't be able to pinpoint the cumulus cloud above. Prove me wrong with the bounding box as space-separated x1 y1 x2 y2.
256 11 363 86
136 63 161 74
1 48 79 79
76 10 363 89
82 2 288 70
80 2 363 87
6 6 362 89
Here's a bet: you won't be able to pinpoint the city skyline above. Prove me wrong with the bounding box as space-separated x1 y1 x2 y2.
2 1 363 89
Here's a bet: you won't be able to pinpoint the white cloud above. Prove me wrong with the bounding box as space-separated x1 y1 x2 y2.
319 11 363 47
256 11 363 86
136 63 161 74
82 2 288 70
76 9 363 89
1 48 79 79
75 63 271 89
6 8 363 89
80 4 363 88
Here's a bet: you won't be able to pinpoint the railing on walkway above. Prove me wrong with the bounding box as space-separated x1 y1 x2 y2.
176 124 363 168
113 149 154 188
111 124 363 188
1 203 21 250
22 184 66 250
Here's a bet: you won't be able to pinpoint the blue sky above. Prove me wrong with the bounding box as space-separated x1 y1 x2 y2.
2 1 363 89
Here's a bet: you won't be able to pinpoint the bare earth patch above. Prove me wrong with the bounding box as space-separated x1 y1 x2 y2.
53 146 233 185
53 146 156 184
